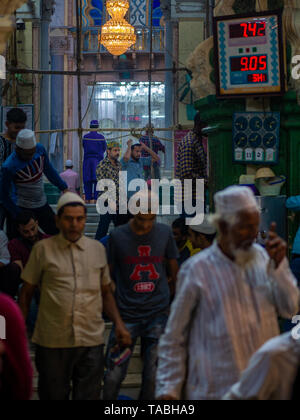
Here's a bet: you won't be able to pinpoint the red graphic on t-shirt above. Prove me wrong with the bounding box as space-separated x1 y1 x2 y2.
130 246 160 282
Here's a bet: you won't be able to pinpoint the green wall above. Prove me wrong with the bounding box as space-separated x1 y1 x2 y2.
194 91 300 249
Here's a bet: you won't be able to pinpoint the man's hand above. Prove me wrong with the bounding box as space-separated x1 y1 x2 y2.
266 222 287 268
115 323 132 348
139 140 146 149
127 139 133 148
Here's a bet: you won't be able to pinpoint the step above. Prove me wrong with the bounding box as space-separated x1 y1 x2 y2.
85 223 99 234
32 373 142 401
50 204 99 215
86 233 96 239
86 214 100 223
30 322 143 400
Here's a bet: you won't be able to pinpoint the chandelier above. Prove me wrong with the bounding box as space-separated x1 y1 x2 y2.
100 0 136 56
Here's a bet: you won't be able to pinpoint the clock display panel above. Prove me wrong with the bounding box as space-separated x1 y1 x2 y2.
233 112 280 164
214 11 286 97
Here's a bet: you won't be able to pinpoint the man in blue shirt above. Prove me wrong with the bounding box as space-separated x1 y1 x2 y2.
139 124 165 180
1 129 68 236
0 108 27 231
121 139 160 200
83 120 107 203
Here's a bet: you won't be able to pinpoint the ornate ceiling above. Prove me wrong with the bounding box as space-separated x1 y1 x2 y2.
82 0 163 27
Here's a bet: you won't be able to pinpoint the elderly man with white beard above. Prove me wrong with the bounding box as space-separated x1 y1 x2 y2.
156 186 300 401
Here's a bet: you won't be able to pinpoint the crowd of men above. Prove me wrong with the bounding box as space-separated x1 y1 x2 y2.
0 108 299 400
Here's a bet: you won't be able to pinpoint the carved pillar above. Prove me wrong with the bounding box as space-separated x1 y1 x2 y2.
50 35 71 171
40 0 55 149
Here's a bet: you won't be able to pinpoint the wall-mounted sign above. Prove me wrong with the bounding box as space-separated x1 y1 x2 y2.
233 112 280 164
171 0 206 20
214 10 286 98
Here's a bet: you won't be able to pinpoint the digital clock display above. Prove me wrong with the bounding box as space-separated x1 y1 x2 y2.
229 21 266 38
230 55 267 72
247 74 268 83
214 10 285 97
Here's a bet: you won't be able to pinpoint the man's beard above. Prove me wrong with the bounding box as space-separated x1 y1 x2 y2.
230 243 259 269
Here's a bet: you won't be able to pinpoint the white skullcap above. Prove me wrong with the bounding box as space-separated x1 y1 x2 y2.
16 129 37 150
214 186 259 216
57 192 85 212
190 215 216 235
66 160 73 167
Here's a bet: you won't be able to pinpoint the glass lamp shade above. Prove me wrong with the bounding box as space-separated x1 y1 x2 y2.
100 0 136 56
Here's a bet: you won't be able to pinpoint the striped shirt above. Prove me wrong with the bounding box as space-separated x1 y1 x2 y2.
156 242 300 400
223 332 300 400
140 136 165 159
0 135 12 167
0 230 10 266
0 135 14 205
96 157 122 209
175 131 207 201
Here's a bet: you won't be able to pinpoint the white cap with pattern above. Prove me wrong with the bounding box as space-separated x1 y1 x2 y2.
190 215 216 235
57 192 85 212
16 129 37 150
214 186 259 216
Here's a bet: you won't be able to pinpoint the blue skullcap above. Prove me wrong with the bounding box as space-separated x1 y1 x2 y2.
90 120 99 128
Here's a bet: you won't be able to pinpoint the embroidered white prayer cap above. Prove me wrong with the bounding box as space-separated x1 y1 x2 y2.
66 160 73 167
190 215 216 235
16 129 37 150
214 186 259 216
57 192 85 212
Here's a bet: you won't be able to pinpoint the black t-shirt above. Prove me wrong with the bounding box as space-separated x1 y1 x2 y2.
108 223 179 321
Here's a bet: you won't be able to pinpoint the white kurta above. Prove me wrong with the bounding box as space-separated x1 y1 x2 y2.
224 332 300 400
156 242 300 400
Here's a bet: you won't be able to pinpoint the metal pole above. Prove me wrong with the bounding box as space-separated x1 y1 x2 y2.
205 0 210 39
40 0 53 149
76 0 84 196
148 0 154 179
12 11 18 107
164 4 174 173
8 66 188 76
209 0 215 37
